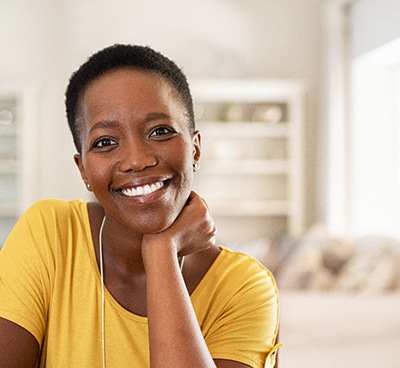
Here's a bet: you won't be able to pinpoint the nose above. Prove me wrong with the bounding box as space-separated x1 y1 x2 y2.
118 138 157 172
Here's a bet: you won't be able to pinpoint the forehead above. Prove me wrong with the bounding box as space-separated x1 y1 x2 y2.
81 67 183 110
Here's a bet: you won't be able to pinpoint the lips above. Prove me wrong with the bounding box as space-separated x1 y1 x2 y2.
118 180 165 197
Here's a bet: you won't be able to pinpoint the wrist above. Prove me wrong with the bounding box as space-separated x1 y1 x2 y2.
141 237 178 270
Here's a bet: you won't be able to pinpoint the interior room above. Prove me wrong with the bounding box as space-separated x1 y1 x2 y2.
1 0 399 367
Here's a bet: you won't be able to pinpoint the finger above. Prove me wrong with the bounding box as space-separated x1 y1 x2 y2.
189 191 213 213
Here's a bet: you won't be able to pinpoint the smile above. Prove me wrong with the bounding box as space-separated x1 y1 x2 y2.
119 181 165 197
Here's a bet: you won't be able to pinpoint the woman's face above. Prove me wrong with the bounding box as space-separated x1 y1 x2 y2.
74 67 201 234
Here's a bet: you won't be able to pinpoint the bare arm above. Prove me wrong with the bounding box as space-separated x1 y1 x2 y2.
0 318 39 368
142 192 252 368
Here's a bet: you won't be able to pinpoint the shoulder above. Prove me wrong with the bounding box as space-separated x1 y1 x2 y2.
24 198 86 215
21 198 88 225
201 246 278 301
3 199 91 262
9 199 90 246
218 246 275 280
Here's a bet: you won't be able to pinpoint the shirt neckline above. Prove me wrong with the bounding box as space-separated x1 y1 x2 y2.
81 201 228 321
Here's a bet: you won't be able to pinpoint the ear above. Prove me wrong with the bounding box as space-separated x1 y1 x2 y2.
192 130 201 163
74 153 91 190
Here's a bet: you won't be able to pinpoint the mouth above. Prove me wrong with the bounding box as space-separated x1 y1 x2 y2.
118 180 167 197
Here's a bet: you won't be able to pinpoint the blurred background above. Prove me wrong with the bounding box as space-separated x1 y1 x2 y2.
1 0 400 367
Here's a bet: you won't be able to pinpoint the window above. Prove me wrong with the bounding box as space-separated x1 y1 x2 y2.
350 37 400 239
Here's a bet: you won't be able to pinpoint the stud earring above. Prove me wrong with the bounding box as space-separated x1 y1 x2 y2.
193 162 200 171
86 183 92 191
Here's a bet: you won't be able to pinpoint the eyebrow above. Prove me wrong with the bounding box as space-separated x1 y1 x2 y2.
89 113 173 134
89 120 120 134
144 112 172 122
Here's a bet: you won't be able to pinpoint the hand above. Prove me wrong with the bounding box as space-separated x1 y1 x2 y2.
142 191 216 257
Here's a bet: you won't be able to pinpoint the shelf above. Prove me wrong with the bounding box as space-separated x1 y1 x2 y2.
197 121 291 138
191 78 304 242
0 159 19 173
200 159 289 175
0 125 17 136
191 78 303 102
0 86 38 249
208 200 290 217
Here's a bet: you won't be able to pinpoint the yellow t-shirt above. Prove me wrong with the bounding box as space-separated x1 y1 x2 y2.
0 199 280 367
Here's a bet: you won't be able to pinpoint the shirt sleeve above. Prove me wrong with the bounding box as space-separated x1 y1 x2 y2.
0 201 55 345
204 252 281 368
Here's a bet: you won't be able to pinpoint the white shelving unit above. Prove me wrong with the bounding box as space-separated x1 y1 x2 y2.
0 84 37 248
191 79 304 246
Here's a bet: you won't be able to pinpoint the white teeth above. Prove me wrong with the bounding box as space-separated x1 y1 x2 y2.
126 188 136 196
120 181 165 197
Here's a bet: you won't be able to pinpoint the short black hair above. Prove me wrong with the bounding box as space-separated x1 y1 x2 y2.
65 44 195 153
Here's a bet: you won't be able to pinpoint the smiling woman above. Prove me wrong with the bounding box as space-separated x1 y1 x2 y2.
74 66 198 234
0 44 281 368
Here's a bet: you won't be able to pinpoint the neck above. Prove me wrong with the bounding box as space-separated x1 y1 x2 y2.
100 216 146 276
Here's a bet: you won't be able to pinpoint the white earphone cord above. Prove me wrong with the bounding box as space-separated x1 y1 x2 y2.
99 216 107 368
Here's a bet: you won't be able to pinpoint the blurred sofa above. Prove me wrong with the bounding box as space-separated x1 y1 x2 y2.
231 225 400 368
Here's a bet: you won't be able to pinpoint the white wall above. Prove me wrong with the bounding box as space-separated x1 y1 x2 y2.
0 0 325 227
351 0 400 57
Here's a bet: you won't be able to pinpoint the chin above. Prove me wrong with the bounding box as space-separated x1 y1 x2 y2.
141 220 170 234
131 210 179 235
142 194 188 234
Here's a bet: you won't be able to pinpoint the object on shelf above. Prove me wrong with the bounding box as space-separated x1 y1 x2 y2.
199 102 288 124
220 103 245 122
0 109 13 126
251 104 284 124
0 97 17 128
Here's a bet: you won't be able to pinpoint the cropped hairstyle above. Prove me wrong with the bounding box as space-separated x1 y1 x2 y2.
65 44 195 153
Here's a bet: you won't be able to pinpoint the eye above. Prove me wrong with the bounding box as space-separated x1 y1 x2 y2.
149 126 177 138
93 138 118 148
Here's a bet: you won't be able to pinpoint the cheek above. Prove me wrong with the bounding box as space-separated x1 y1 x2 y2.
84 158 112 188
175 160 195 207
168 146 194 184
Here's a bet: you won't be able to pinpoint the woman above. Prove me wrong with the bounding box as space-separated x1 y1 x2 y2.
0 44 280 367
